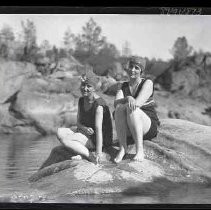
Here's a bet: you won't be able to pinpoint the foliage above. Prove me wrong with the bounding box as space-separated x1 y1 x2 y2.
87 43 120 75
63 28 75 55
170 36 193 71
73 18 107 63
0 25 15 59
80 17 106 55
40 40 51 53
21 19 38 63
170 36 193 61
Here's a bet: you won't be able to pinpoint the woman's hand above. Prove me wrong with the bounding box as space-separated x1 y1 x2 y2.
83 127 94 136
127 96 137 111
78 126 94 136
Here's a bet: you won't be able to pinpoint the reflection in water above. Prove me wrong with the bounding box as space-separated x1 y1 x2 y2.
0 134 60 195
0 134 211 203
122 177 211 204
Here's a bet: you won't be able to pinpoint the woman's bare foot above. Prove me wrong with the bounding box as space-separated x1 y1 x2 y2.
114 147 126 163
71 155 82 160
133 152 145 162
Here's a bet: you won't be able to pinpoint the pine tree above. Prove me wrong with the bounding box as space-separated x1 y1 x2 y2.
21 19 37 62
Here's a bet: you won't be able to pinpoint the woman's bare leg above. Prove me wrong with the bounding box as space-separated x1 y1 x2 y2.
114 104 129 163
126 107 151 161
57 128 95 162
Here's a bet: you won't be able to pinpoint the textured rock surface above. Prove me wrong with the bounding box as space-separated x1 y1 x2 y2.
28 119 211 199
0 59 37 104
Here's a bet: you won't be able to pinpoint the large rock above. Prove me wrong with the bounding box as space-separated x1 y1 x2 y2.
28 119 211 199
154 90 211 126
0 61 81 134
2 76 79 134
171 67 200 95
0 59 37 104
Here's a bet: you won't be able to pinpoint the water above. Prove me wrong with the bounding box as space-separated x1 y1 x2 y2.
0 134 211 204
0 134 59 201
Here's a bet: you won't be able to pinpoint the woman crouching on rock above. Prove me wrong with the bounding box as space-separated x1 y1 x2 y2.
114 56 160 163
57 74 113 164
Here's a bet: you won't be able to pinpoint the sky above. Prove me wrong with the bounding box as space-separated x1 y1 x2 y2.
0 14 211 61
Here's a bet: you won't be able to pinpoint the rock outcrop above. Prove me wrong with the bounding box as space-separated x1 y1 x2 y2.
0 59 37 104
28 119 211 199
0 60 82 134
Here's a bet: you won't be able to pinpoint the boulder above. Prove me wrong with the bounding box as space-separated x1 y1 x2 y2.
154 90 211 126
4 77 79 134
28 119 211 199
0 59 37 104
171 67 200 95
0 59 80 134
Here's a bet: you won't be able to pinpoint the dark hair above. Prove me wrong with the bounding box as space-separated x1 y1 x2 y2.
80 73 100 90
128 56 146 71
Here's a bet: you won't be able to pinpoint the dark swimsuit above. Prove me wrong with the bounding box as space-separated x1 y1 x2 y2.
78 97 113 148
121 79 160 141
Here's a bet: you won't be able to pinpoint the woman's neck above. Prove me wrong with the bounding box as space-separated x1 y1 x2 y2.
129 77 142 86
84 93 98 103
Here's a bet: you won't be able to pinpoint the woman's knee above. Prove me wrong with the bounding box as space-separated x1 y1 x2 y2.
126 106 140 119
126 107 149 123
57 127 73 142
57 127 64 139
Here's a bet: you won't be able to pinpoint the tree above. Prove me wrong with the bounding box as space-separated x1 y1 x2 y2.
80 17 106 55
63 27 75 55
170 36 193 61
0 25 15 42
40 40 51 52
170 36 193 71
21 19 38 62
88 43 120 75
51 45 59 63
0 25 15 59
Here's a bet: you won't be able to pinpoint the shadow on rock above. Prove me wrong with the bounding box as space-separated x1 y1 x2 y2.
39 143 121 170
39 145 76 170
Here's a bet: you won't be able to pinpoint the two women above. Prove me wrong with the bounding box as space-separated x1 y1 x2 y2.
57 56 159 164
57 73 113 164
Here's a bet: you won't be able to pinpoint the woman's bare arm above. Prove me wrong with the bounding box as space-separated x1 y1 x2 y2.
135 79 153 107
114 89 128 108
95 106 104 155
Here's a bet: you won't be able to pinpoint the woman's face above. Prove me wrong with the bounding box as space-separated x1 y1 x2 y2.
80 82 95 97
126 62 142 79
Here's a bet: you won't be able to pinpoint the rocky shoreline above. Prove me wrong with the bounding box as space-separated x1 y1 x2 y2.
28 119 211 198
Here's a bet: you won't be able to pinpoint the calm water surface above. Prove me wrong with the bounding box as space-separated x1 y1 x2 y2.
0 134 211 204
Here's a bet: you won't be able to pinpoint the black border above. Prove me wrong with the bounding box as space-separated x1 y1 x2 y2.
0 6 211 14
0 203 211 209
0 3 211 210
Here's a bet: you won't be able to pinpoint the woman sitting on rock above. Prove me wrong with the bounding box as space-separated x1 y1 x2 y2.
57 73 113 164
114 56 160 163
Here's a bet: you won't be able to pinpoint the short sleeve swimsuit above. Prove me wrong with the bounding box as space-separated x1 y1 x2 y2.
78 97 113 148
121 79 160 140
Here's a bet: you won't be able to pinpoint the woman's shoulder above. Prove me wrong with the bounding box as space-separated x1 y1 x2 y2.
142 78 154 87
95 97 107 107
120 81 129 89
142 77 153 83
